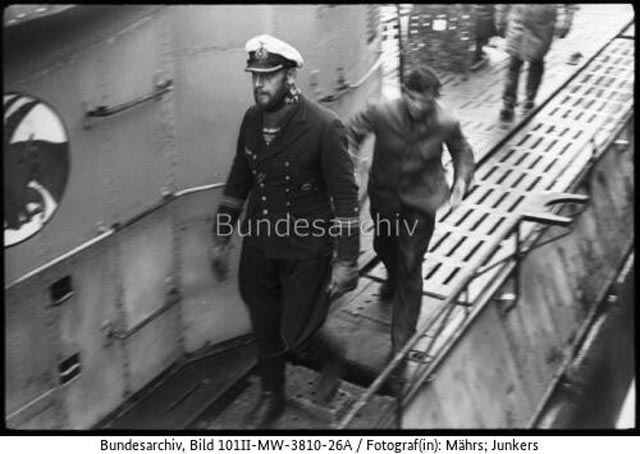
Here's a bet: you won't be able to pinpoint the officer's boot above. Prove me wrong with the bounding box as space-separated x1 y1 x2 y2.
313 333 346 404
245 352 286 429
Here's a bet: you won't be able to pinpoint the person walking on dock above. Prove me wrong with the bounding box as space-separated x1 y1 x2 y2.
209 34 360 428
497 4 576 121
345 65 475 388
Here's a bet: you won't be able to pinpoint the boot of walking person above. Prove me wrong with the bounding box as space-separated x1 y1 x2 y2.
245 352 286 429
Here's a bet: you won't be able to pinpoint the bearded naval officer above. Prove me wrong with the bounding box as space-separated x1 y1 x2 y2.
209 34 360 428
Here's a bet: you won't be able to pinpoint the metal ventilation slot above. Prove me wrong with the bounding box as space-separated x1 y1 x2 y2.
544 158 559 173
59 353 81 385
486 217 505 235
491 192 510 209
471 213 489 231
50 275 74 306
463 240 484 262
454 209 473 227
446 236 467 257
514 152 529 166
429 231 450 253
508 195 525 212
476 188 494 205
511 173 526 189
496 169 513 185
442 267 460 285
425 262 442 280
528 156 543 170
481 165 499 181
544 139 558 152
527 177 542 191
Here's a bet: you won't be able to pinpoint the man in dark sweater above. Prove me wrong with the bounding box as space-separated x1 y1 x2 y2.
346 65 475 389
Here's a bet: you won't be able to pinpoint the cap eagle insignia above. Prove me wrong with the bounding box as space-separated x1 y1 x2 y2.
256 41 269 60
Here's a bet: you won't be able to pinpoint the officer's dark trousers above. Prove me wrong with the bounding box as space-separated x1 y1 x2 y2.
502 55 545 108
371 206 435 354
238 242 340 392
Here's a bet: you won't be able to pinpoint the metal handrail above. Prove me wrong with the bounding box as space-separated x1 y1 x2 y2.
84 79 173 120
5 182 226 291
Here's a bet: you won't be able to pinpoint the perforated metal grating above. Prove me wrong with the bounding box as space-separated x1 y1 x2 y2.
397 37 634 301
333 32 634 429
341 8 634 375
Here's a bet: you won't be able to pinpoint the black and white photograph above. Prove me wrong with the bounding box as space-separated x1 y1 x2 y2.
3 4 635 433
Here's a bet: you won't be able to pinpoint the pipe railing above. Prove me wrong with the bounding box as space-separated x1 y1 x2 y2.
5 182 226 291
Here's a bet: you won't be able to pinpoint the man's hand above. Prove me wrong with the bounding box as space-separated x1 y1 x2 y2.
449 179 467 212
327 261 359 299
209 242 232 282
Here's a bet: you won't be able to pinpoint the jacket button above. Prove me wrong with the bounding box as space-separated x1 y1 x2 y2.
253 155 257 160
285 188 290 193
285 175 290 181
261 196 267 201
262 209 269 215
284 161 290 167
286 201 291 207
259 183 265 188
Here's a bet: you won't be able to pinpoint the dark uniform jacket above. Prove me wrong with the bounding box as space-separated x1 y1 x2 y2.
347 98 475 216
214 95 359 262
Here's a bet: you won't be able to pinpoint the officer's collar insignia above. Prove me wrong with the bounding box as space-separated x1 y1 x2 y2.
256 42 268 60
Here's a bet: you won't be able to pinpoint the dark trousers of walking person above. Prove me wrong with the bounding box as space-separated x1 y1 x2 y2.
502 55 545 109
372 205 435 356
238 242 343 407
